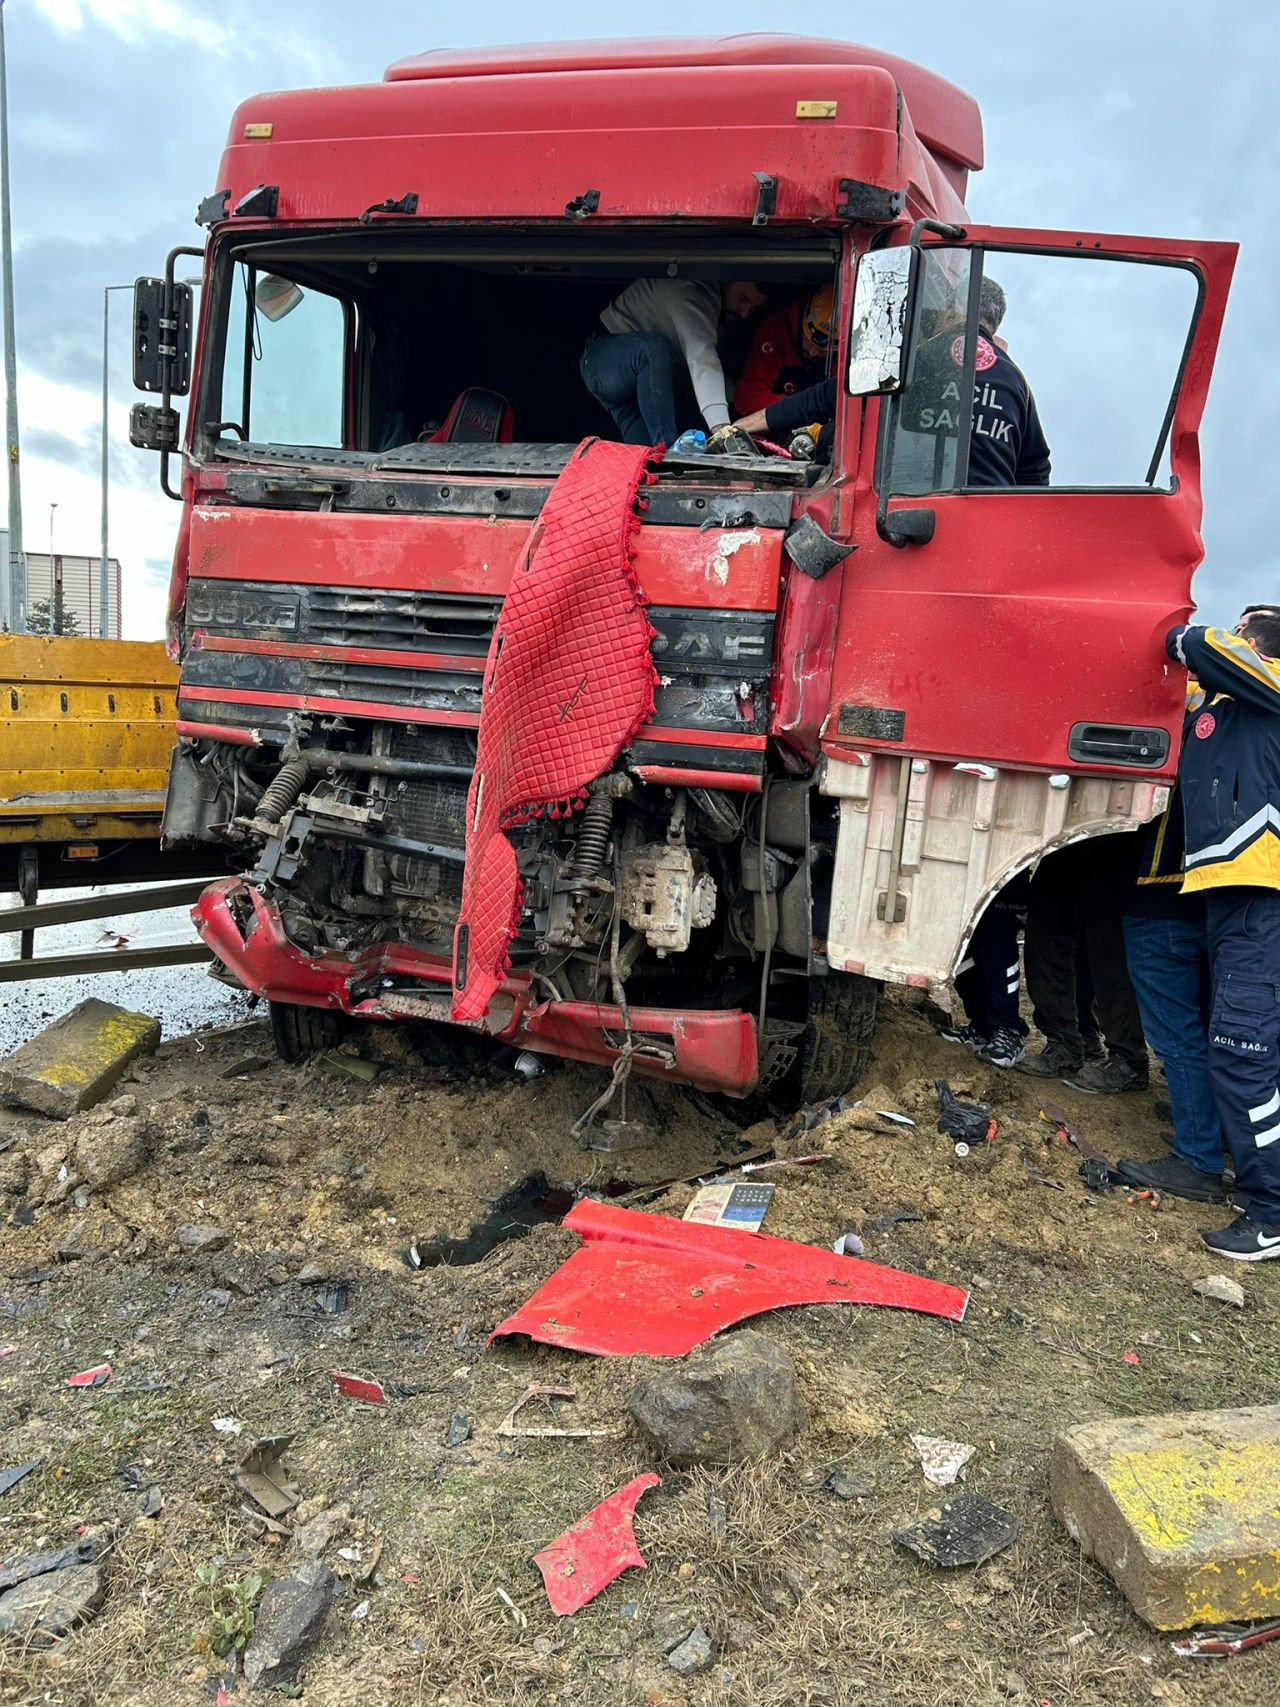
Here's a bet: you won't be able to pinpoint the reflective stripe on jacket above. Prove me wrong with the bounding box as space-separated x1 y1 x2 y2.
1169 625 1280 893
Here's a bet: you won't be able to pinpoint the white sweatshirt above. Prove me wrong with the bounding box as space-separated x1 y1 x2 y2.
599 279 731 431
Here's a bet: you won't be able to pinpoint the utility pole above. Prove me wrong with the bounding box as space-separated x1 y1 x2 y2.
0 0 23 633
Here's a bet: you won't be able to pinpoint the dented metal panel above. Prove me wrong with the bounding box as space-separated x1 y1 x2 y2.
821 750 1168 988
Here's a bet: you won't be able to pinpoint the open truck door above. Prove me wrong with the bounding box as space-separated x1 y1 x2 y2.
822 223 1236 984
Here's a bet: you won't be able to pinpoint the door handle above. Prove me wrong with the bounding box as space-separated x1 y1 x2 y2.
1067 722 1170 768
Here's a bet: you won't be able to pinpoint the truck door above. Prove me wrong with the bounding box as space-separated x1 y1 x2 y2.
829 226 1236 776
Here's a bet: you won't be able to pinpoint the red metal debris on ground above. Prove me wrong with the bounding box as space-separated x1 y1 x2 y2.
489 1200 969 1358
66 1363 112 1389
532 1472 662 1615
330 1370 387 1405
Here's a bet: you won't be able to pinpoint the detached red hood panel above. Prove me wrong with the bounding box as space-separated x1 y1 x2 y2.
489 1199 969 1357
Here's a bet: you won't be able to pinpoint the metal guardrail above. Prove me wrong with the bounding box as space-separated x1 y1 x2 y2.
0 878 213 982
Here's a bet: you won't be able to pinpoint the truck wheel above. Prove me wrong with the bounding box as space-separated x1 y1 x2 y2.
798 971 880 1103
269 1000 344 1064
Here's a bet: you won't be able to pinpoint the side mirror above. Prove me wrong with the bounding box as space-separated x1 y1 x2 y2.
132 277 193 398
255 274 303 322
846 248 914 396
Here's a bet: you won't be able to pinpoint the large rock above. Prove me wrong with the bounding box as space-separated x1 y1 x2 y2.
1051 1402 1280 1629
0 1000 160 1120
0 1564 104 1642
177 1222 228 1255
74 1116 151 1189
242 1559 337 1691
628 1329 804 1466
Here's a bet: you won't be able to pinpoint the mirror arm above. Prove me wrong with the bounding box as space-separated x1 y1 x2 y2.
159 245 204 502
908 218 966 248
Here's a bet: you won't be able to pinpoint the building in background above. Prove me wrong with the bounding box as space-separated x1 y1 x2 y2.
0 534 121 636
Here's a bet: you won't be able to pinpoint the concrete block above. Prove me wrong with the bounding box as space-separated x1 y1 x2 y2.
0 999 160 1120
1050 1402 1280 1629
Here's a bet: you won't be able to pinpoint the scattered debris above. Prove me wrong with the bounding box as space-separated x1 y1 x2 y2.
833 1232 864 1256
488 1200 969 1358
683 1180 774 1231
740 1153 831 1174
1051 1402 1280 1628
73 1116 151 1190
0 1564 105 1642
177 1222 229 1255
0 1533 107 1591
532 1472 661 1615
315 1281 348 1316
292 1504 352 1561
222 1054 273 1079
666 1624 715 1676
138 1485 164 1518
628 1329 804 1466
497 1384 621 1440
0 998 160 1119
235 1436 301 1521
512 1050 547 1081
0 1460 39 1497
56 1211 131 1263
784 1092 859 1139
936 1081 996 1157
1192 1274 1246 1309
212 1417 245 1437
320 1049 380 1082
67 1362 112 1389
1122 1351 1141 1366
911 1434 977 1487
822 1466 875 1501
1039 1102 1121 1193
444 1412 472 1448
1172 1616 1280 1658
864 1207 923 1234
875 1110 916 1127
351 1597 371 1620
330 1369 387 1405
242 1558 338 1692
894 1492 1019 1567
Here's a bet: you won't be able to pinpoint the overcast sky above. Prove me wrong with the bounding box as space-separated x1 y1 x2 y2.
3 0 1275 635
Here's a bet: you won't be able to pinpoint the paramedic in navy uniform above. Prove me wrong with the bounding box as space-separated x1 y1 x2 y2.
1168 608 1280 1260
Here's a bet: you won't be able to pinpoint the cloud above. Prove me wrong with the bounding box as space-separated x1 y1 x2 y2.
3 1 1276 643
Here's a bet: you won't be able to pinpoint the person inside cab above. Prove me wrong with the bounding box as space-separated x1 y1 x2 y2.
733 284 835 421
580 277 765 447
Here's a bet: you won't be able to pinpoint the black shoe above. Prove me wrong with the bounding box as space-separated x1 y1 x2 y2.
1015 1040 1083 1079
938 1020 986 1050
1201 1215 1280 1262
1115 1153 1224 1203
1062 1057 1150 1095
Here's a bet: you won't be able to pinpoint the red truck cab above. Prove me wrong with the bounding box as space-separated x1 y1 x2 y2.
131 36 1235 1100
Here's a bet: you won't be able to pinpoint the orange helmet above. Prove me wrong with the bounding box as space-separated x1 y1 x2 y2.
803 285 835 352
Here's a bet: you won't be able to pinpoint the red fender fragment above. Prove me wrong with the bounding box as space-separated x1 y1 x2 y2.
489 1200 968 1358
533 1472 661 1615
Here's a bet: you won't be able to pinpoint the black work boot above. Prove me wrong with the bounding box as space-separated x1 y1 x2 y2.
1115 1153 1224 1203
1015 1039 1083 1079
1062 1056 1150 1095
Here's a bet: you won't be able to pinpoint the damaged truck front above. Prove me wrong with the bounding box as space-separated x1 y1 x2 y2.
132 35 1236 1099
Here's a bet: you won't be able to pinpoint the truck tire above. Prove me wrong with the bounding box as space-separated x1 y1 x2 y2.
798 971 880 1103
269 1000 344 1064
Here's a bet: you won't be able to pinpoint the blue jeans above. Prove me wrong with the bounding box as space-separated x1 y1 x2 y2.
579 332 677 446
1122 911 1221 1175
1205 887 1280 1223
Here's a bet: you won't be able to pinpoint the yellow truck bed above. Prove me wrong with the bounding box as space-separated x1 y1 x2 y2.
0 635 178 846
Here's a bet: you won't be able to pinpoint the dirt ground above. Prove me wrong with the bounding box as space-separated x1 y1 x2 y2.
1 988 1278 1707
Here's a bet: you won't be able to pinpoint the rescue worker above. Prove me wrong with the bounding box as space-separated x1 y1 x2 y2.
1114 725 1224 1202
580 278 765 447
731 277 1050 490
1169 607 1280 1259
897 276 1051 487
733 284 835 421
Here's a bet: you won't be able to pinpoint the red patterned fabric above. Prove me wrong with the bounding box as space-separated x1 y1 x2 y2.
451 438 659 1020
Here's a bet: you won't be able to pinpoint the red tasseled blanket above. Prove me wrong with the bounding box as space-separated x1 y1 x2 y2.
451 439 659 1021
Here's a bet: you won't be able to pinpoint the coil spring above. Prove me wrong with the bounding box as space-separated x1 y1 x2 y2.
256 757 310 825
568 793 614 878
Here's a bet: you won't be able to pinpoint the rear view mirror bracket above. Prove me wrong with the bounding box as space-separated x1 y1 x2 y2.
132 243 204 501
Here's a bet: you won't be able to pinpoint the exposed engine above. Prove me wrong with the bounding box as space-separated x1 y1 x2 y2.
164 720 823 1088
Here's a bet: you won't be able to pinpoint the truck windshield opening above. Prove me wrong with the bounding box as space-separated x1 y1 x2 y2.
197 227 841 481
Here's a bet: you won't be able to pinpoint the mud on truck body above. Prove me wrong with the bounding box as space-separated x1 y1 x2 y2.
131 35 1235 1098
